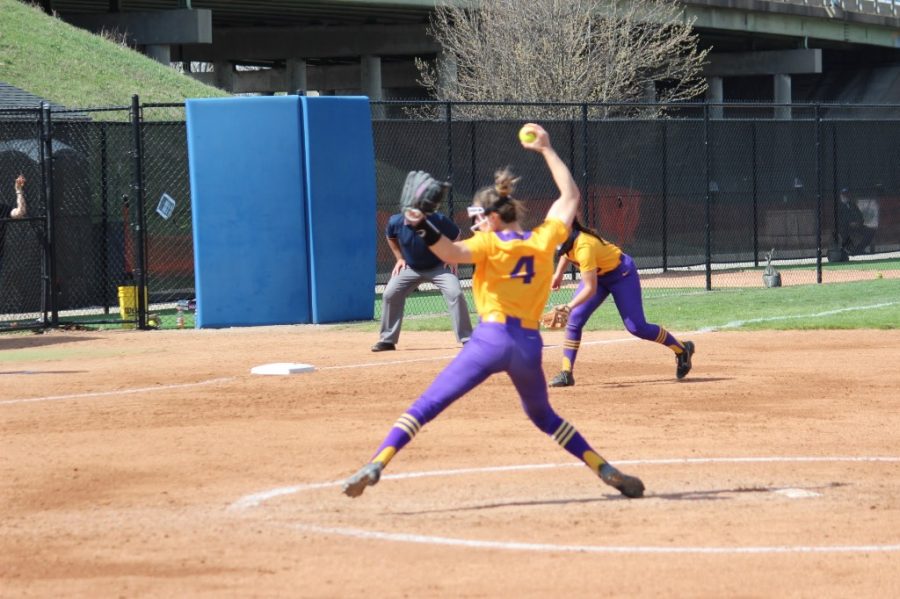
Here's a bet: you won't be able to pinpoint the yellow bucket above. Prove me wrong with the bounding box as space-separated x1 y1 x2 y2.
117 285 148 322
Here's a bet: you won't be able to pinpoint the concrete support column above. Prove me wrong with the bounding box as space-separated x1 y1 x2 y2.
362 54 383 118
706 76 724 119
214 61 234 92
145 44 171 65
287 58 308 94
361 55 383 100
641 81 657 104
774 73 792 120
437 50 457 96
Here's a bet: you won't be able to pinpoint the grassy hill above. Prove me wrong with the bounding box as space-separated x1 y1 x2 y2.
0 0 228 110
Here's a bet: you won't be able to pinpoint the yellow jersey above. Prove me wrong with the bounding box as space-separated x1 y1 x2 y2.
565 231 623 276
463 218 569 322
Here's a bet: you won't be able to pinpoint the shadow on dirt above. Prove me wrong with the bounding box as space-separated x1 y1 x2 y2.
392 482 849 513
0 370 88 375
0 334 102 351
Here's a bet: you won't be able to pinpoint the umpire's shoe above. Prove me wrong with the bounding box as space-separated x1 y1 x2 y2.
549 370 575 387
343 462 383 498
371 341 396 352
600 463 645 499
676 341 695 379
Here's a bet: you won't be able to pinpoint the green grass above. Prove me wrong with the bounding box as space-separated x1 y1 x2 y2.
43 274 897 332
349 276 899 335
0 0 228 112
57 306 196 331
622 279 899 331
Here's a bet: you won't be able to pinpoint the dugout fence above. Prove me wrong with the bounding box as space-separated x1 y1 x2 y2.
1 99 898 329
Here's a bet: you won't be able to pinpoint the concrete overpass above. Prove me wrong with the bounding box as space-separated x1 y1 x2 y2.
44 0 900 103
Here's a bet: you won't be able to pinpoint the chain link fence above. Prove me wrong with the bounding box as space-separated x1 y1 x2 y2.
2 99 898 330
372 101 900 318
0 108 45 329
48 107 136 326
140 104 194 312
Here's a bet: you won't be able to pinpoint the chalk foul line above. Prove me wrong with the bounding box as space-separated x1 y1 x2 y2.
229 456 900 555
697 301 900 332
287 524 900 555
0 377 235 406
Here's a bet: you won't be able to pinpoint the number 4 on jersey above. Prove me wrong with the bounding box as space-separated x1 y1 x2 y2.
509 256 535 284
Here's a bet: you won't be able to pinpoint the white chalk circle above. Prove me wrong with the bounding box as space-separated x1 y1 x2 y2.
230 456 900 554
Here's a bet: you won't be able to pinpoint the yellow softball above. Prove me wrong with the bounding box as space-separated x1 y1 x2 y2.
518 126 537 144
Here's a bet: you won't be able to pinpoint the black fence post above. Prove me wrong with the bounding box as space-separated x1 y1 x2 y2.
831 122 839 251
815 103 823 283
581 103 589 225
445 101 453 217
704 103 712 291
40 102 58 326
99 122 111 314
751 121 759 267
661 118 669 272
470 120 477 205
130 94 148 329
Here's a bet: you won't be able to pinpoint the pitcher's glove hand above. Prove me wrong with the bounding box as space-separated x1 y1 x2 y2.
540 305 571 330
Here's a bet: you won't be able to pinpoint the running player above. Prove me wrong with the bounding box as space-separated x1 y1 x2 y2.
547 220 694 387
343 124 644 500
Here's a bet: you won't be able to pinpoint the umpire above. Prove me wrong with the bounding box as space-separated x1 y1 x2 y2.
372 172 473 352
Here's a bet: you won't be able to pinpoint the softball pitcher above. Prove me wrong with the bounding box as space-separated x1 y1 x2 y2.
343 123 644 500
547 220 694 388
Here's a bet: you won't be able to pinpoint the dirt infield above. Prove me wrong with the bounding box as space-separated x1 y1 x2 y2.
2 327 899 597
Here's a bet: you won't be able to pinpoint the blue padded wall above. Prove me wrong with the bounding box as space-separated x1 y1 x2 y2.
186 96 311 328
301 97 377 323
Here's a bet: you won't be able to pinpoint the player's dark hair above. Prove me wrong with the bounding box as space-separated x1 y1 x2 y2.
474 167 525 223
557 218 606 258
573 218 605 242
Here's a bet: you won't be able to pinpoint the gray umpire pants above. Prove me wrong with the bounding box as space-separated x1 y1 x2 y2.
378 265 473 345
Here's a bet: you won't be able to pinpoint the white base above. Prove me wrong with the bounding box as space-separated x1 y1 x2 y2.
251 362 316 375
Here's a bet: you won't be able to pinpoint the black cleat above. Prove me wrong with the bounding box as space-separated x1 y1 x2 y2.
548 370 575 388
600 463 645 498
676 341 695 379
371 341 396 352
342 462 383 498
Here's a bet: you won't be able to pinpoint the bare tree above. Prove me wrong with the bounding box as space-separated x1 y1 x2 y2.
416 0 709 118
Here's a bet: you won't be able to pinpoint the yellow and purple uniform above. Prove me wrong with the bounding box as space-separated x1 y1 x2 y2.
368 218 614 479
565 231 623 276
463 218 567 326
558 231 686 374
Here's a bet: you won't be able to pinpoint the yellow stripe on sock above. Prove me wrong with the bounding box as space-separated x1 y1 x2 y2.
655 327 667 344
397 413 421 434
552 420 575 447
552 420 570 441
563 340 581 349
583 450 607 474
372 447 396 466
559 426 576 447
393 419 418 438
